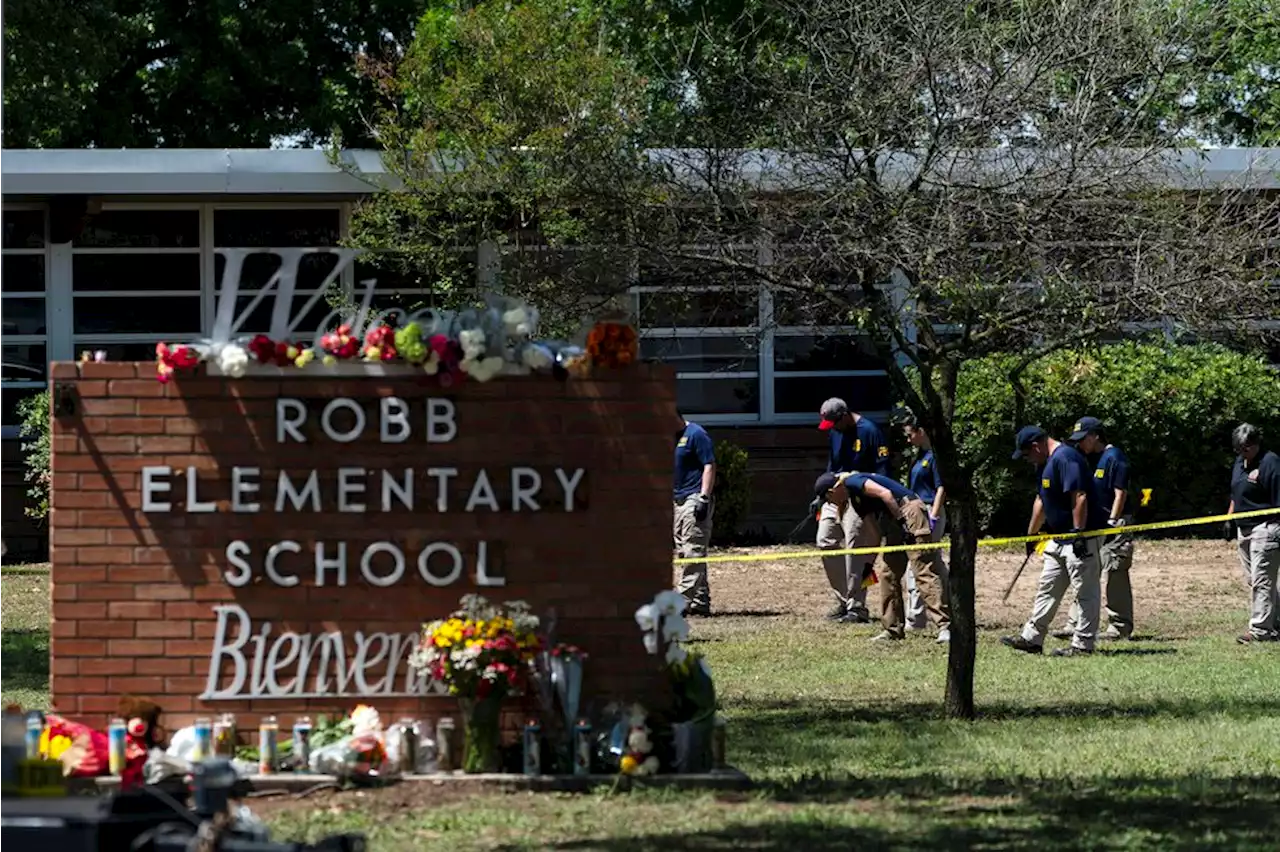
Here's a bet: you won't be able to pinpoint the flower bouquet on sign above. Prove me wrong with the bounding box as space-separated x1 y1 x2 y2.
635 591 718 773
409 595 541 773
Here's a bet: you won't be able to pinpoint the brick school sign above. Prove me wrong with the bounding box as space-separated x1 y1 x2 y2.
48 362 674 729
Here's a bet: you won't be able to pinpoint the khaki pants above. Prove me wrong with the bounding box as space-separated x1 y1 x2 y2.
1021 538 1102 651
1238 520 1280 639
817 502 879 612
1064 524 1134 636
880 498 949 637
674 495 714 609
906 508 949 630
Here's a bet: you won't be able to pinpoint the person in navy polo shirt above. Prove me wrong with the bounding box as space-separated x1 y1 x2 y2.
902 417 950 640
1225 422 1280 643
816 468 950 643
1054 416 1136 641
815 397 891 623
1002 425 1108 657
673 412 717 616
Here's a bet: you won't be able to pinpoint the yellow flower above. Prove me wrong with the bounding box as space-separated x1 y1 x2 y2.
322 354 337 366
620 755 639 774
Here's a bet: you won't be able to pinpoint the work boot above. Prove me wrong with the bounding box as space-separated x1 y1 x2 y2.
935 628 951 644
1051 646 1093 657
1237 632 1280 645
842 606 873 624
1050 627 1075 640
1001 635 1043 655
687 604 712 618
826 602 849 622
869 631 904 642
1100 625 1130 641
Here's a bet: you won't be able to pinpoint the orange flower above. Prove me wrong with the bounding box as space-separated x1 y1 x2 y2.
586 322 639 369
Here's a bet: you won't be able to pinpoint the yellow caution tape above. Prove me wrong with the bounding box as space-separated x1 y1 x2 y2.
673 507 1280 565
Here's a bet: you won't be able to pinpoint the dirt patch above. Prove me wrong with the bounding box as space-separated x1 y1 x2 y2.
674 539 1246 634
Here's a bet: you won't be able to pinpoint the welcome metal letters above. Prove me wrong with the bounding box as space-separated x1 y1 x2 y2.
141 251 585 700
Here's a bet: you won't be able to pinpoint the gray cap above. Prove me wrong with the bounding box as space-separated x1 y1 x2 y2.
818 398 850 431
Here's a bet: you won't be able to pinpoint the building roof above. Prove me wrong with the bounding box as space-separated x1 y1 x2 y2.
1 148 392 195
2 146 1278 196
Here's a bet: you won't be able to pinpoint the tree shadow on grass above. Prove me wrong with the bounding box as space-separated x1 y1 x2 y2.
1 629 50 692
512 777 1280 851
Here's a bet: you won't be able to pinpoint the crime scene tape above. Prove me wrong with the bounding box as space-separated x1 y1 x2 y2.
671 506 1280 566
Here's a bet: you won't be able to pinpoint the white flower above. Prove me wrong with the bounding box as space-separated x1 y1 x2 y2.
459 328 487 361
502 307 529 337
466 356 505 383
521 344 553 371
642 632 659 655
216 344 250 378
665 643 688 665
662 614 690 644
635 604 656 633
654 590 687 618
350 705 382 738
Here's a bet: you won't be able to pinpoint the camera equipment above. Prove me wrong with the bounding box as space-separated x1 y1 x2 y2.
1 758 366 852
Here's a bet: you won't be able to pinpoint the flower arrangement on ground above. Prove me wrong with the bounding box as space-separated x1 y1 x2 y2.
409 595 541 773
634 590 718 773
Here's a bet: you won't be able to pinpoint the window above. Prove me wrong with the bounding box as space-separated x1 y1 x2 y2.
2 207 48 434
630 252 895 424
72 208 203 356
213 207 346 337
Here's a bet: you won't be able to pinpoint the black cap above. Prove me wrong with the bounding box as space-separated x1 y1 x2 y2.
814 472 840 497
1012 425 1047 460
1068 416 1103 442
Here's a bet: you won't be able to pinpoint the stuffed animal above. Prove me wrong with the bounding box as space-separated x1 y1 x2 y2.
618 705 659 776
116 695 164 789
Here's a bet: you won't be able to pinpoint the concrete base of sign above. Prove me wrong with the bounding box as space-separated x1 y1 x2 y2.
86 767 751 795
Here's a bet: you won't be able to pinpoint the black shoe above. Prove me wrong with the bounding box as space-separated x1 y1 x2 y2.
1237 632 1279 645
1050 627 1075 640
687 605 712 618
826 602 849 621
1001 635 1044 655
842 607 873 624
1051 646 1093 657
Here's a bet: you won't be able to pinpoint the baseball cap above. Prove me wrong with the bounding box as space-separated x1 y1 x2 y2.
818 398 850 431
813 472 840 497
1011 425 1047 460
1068 416 1103 442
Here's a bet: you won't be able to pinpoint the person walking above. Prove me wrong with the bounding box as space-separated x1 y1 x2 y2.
902 418 949 635
1002 425 1108 657
815 398 891 623
1225 423 1280 644
1054 416 1135 640
815 469 950 643
673 412 717 617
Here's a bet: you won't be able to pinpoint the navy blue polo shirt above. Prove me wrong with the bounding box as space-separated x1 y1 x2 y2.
909 449 942 506
827 417 890 475
673 422 716 501
1092 445 1130 517
844 472 917 509
1231 449 1280 513
1039 444 1109 533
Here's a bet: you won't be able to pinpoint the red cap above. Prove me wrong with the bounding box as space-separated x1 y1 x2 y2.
818 419 837 431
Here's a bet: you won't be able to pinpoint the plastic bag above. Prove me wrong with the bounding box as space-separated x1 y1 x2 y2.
144 748 192 785
166 726 198 762
308 733 391 782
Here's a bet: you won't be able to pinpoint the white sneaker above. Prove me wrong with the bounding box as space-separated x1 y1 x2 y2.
936 628 951 644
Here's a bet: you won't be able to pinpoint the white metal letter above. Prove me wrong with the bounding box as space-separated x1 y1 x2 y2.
276 398 307 444
321 398 366 443
380 397 411 443
426 398 457 443
141 466 172 512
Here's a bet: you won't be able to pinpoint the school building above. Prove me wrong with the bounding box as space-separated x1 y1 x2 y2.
3 147 1278 558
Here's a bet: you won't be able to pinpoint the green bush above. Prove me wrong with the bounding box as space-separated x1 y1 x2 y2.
17 389 50 523
954 342 1280 535
712 440 752 546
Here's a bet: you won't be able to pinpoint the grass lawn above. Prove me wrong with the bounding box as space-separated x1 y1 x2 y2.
5 543 1280 850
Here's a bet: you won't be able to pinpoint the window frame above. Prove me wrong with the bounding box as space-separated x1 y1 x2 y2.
632 269 894 425
2 203 51 438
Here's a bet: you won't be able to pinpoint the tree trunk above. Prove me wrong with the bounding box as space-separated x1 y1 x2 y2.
943 484 979 719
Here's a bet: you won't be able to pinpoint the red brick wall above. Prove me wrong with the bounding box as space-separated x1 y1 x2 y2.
48 361 675 734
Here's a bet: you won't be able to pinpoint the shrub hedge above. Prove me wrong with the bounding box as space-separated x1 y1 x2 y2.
953 342 1280 535
711 440 752 546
